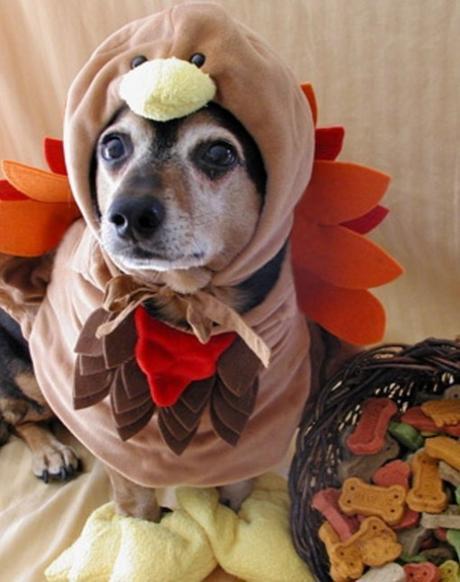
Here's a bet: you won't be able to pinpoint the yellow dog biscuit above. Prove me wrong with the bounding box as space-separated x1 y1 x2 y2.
319 522 351 582
425 435 460 472
421 399 460 427
406 450 448 513
328 517 401 579
339 477 406 526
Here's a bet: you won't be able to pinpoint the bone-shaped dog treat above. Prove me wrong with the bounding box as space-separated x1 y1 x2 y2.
439 560 460 582
425 436 460 472
403 562 441 582
401 407 460 437
406 451 448 513
318 521 352 582
339 477 406 525
422 400 460 428
312 488 359 541
328 517 402 579
443 385 460 400
439 461 460 487
372 459 411 489
420 546 455 566
356 562 405 581
389 421 424 451
397 526 429 555
339 436 399 483
422 506 460 529
346 398 398 455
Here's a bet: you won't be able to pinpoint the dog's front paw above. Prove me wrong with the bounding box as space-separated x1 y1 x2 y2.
32 442 81 483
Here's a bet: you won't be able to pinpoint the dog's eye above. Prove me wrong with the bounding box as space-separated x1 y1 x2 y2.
201 142 237 168
100 135 130 163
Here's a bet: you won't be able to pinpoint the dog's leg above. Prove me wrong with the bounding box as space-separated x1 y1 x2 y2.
106 466 162 522
218 478 254 511
15 421 80 482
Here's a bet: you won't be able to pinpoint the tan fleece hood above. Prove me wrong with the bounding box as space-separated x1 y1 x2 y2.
16 3 315 487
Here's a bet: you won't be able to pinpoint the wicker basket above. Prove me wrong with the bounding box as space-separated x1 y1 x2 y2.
288 337 460 581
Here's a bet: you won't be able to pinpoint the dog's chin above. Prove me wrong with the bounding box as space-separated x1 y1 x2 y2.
107 248 214 294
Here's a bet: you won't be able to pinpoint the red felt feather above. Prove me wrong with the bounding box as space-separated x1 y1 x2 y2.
44 137 67 175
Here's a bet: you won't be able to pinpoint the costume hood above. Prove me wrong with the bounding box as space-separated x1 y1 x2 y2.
64 2 314 287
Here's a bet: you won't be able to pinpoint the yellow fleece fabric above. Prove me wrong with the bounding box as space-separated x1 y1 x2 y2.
45 474 312 582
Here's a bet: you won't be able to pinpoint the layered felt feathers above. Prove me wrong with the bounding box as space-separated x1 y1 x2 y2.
0 138 79 256
0 86 402 344
291 84 403 345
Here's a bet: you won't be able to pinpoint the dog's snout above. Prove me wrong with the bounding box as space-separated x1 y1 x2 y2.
109 196 165 241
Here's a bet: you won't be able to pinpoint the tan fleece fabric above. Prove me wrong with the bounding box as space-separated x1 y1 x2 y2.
27 2 314 487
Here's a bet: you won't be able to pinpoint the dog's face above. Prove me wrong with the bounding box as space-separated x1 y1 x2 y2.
94 104 266 281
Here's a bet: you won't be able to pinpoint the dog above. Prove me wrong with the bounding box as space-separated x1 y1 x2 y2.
0 309 80 482
1 100 353 519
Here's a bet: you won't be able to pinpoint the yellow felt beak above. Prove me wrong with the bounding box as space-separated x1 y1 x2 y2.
119 57 216 122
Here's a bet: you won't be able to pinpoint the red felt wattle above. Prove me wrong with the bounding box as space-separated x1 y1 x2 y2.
44 137 67 175
315 127 345 161
134 306 236 407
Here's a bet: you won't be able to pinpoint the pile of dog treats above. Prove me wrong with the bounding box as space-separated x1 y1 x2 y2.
313 385 460 581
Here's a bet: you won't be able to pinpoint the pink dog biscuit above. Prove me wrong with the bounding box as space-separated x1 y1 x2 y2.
421 400 460 428
339 477 406 526
371 461 419 529
401 407 460 437
406 451 448 513
312 488 359 541
346 398 398 455
372 460 411 489
425 436 460 472
403 562 441 582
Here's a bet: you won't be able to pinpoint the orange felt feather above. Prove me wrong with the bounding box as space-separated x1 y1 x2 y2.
2 160 74 204
293 269 386 345
291 222 403 289
0 199 80 256
301 161 390 225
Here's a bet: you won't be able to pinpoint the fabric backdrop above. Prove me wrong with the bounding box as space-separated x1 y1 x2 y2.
0 1 458 581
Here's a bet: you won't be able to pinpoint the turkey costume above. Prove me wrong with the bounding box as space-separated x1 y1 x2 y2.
0 3 401 488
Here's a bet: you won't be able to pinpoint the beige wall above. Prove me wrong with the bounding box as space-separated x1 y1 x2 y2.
0 0 459 342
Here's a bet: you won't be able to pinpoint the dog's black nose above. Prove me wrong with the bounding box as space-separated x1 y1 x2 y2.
109 196 165 240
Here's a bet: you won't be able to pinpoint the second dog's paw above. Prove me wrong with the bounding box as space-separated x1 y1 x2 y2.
32 443 81 483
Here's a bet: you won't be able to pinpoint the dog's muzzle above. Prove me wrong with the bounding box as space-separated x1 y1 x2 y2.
109 195 165 241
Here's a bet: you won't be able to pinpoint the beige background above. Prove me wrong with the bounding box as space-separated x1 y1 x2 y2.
0 1 459 580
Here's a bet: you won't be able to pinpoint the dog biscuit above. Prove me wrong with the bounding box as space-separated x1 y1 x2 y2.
421 400 460 428
456 487 460 506
402 407 460 437
319 522 352 582
420 547 455 566
404 562 441 582
439 462 460 488
389 421 424 451
446 530 460 561
425 436 460 472
339 436 399 483
406 451 448 513
346 398 398 455
339 477 406 525
393 509 421 530
421 506 460 530
329 517 402 579
438 560 459 582
356 562 405 581
372 459 411 489
312 488 359 541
